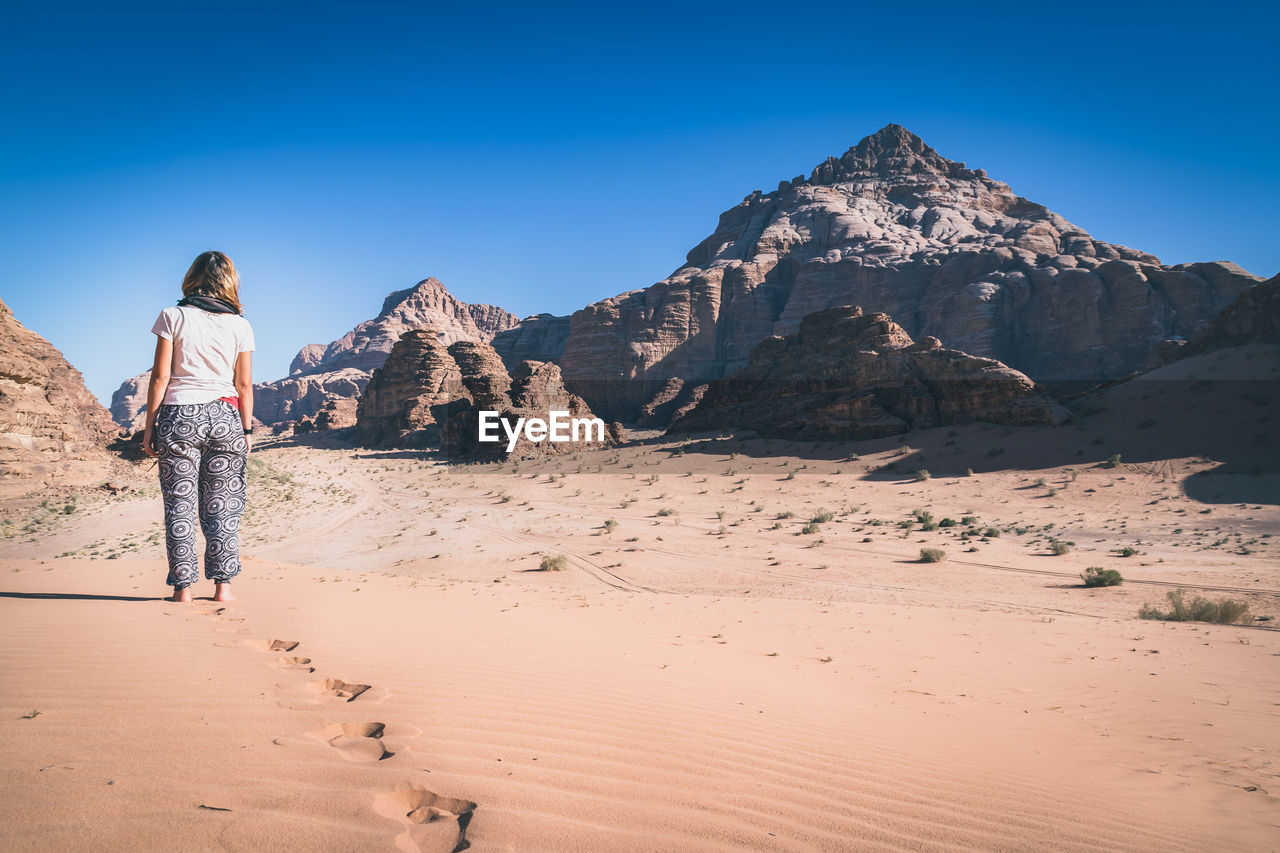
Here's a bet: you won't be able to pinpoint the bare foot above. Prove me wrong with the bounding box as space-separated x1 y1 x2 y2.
167 587 193 603
214 582 236 602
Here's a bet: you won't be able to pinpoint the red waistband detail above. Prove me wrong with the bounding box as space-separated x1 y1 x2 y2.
219 396 239 408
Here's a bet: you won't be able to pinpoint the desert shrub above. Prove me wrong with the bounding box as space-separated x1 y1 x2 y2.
800 522 820 535
982 527 1000 538
914 469 931 481
939 518 957 527
1102 453 1122 469
1081 567 1123 587
810 510 834 524
538 555 568 572
1048 539 1071 556
919 548 947 563
602 518 618 533
1139 590 1253 625
776 511 795 519
1114 547 1139 557
914 510 934 525
656 507 676 517
962 515 977 525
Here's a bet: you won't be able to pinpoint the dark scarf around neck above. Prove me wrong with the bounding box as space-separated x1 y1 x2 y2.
178 294 240 315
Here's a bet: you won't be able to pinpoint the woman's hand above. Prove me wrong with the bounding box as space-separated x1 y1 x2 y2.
143 427 158 458
244 432 253 454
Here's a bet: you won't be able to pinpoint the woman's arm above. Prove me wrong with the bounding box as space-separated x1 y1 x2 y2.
234 350 254 446
142 336 173 458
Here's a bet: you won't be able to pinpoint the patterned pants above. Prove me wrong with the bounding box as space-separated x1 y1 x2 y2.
155 400 248 588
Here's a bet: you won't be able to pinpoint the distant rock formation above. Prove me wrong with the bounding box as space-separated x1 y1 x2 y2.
670 306 1067 439
110 370 150 432
1183 273 1280 356
112 277 521 429
353 330 468 448
354 331 614 458
560 124 1258 420
0 297 122 492
293 397 359 435
292 277 517 377
490 313 571 369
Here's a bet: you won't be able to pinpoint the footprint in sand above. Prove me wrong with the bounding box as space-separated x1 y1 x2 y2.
258 639 300 652
272 656 315 672
373 784 477 853
307 678 372 702
319 722 390 762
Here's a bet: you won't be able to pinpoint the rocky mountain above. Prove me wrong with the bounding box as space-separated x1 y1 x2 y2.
354 330 613 458
293 277 519 376
559 124 1259 421
112 277 522 428
0 298 122 493
671 305 1067 439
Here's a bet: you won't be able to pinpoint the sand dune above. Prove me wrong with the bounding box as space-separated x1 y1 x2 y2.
2 428 1278 850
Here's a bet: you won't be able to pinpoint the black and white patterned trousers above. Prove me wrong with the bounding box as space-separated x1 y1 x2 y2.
155 400 248 588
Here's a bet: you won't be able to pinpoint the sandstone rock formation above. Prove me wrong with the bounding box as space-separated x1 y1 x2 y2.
560 124 1259 421
490 313 571 369
354 331 613 458
0 298 123 493
296 277 518 376
110 370 150 432
293 397 359 434
353 330 467 448
1183 274 1280 355
670 306 1067 440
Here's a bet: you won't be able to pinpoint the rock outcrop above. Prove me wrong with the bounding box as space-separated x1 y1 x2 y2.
264 278 518 426
560 124 1259 421
110 370 150 432
0 298 122 492
670 306 1067 439
354 331 613 458
293 397 359 434
353 330 467 448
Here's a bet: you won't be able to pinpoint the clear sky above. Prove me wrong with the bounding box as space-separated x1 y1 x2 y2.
2 0 1276 405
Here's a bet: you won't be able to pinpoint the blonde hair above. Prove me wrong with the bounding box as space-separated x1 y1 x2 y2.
182 250 242 313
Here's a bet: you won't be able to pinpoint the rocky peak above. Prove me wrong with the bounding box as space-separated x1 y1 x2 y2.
809 124 960 184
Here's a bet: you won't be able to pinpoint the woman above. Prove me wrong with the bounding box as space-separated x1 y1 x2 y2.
142 251 255 603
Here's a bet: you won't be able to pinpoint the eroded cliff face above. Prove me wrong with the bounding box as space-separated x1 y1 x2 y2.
561 124 1258 420
671 305 1067 440
0 298 121 492
490 313 571 370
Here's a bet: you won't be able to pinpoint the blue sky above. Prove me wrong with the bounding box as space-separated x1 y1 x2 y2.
2 1 1276 404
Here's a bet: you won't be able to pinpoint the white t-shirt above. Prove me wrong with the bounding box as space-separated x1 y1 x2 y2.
151 306 256 405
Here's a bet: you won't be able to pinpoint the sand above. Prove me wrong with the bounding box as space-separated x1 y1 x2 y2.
2 420 1279 851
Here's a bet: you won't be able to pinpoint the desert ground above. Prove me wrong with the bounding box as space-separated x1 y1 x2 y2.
3 400 1279 853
